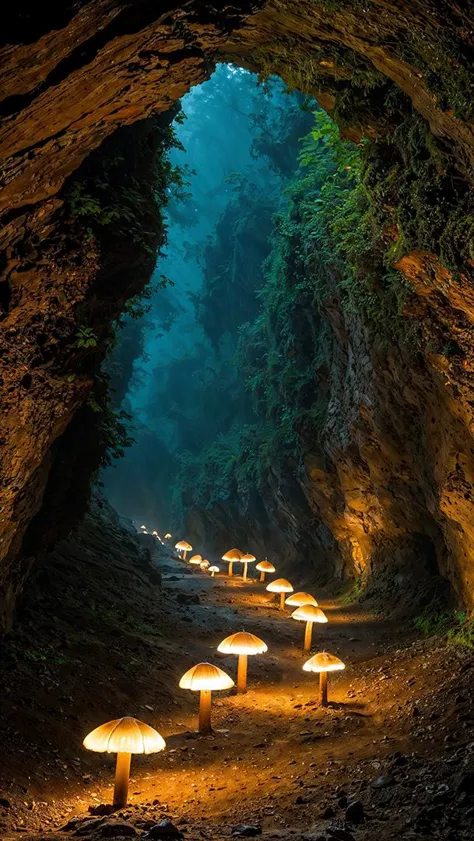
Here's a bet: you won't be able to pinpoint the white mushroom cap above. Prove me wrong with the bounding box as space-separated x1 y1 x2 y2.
218 631 267 656
285 591 318 607
256 560 276 573
291 604 328 623
175 540 192 551
222 548 243 561
266 578 294 594
303 651 345 673
83 717 166 754
208 565 220 573
179 662 234 691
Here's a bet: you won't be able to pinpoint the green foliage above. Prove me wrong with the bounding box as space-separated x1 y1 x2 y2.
413 606 471 646
75 326 98 348
66 118 191 255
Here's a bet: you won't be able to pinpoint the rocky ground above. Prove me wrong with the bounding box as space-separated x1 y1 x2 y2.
0 501 473 841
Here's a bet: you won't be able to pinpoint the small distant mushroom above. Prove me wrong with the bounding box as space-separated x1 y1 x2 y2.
152 530 159 538
175 540 192 560
140 524 147 532
255 559 276 583
179 662 234 733
218 631 268 693
208 565 220 577
291 604 328 651
266 578 294 610
83 716 166 807
285 591 318 608
200 560 210 570
164 533 172 540
240 553 257 582
222 548 243 577
303 651 345 706
189 554 203 565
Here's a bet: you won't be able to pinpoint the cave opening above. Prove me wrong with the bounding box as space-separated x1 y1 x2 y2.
101 64 322 565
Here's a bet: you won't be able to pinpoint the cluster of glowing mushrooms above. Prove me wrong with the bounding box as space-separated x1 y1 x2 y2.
82 533 345 809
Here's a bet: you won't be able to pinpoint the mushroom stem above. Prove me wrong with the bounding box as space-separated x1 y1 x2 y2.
237 653 248 694
113 751 131 808
243 562 248 582
199 689 212 733
211 570 215 578
304 621 313 651
279 592 285 611
228 561 233 577
319 670 328 706
183 550 188 561
259 571 265 583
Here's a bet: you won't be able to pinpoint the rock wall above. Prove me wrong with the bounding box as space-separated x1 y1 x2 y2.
2 0 474 627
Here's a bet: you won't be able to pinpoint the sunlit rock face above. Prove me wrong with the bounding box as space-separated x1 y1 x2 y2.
2 0 474 628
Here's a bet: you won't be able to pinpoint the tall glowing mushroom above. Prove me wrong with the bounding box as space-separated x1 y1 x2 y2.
175 540 192 560
291 604 328 651
256 559 276 583
266 578 294 610
217 631 267 693
240 553 257 582
285 591 318 608
179 662 234 734
83 716 165 807
208 565 220 577
303 651 345 706
222 548 242 577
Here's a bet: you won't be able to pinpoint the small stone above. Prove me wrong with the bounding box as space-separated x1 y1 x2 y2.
148 820 183 838
100 821 137 837
327 828 355 841
345 800 365 824
370 775 395 789
320 807 335 819
231 826 262 837
0 799 10 809
457 773 474 795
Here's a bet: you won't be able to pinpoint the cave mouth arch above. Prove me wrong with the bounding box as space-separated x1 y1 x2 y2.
2 2 474 631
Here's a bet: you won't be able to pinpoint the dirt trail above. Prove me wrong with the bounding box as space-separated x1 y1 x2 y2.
1 518 473 841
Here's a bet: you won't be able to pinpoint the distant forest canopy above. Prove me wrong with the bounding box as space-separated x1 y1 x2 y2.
103 67 313 528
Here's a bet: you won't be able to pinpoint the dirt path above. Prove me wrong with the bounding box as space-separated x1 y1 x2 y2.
2 530 473 841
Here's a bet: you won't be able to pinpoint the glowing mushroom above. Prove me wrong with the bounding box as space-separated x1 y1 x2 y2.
303 651 345 706
152 530 159 538
189 554 203 566
285 591 318 608
217 631 267 693
222 548 242 577
200 560 210 570
291 604 328 651
175 540 192 560
164 533 172 540
208 565 220 577
240 552 257 582
266 578 294 610
256 559 276 583
83 716 165 808
179 662 234 734
140 525 147 532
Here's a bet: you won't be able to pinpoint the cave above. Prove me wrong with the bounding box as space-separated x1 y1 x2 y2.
1 3 474 840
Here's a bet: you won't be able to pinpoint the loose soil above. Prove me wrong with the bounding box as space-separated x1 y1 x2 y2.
0 499 473 841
